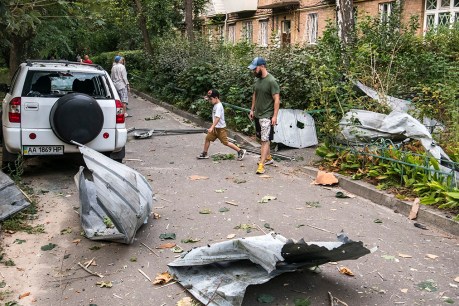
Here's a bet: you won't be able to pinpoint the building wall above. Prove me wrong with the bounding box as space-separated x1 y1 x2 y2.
203 0 426 45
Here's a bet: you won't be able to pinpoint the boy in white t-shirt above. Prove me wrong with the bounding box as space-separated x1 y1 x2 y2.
197 89 246 161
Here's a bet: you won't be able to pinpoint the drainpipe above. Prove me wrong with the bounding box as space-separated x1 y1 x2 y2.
224 13 228 42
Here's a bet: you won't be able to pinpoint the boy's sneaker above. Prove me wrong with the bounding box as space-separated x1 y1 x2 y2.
197 152 209 159
256 163 265 174
258 155 274 165
237 149 246 161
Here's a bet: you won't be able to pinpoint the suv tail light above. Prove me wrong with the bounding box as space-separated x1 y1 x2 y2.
115 99 125 124
9 97 21 123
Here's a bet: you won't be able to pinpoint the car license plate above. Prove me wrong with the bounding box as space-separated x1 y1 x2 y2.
23 146 64 155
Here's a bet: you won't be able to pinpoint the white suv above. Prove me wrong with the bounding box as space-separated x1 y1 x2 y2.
1 60 127 170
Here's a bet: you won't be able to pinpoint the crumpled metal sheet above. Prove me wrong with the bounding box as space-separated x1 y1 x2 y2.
0 171 30 221
273 109 318 148
74 146 153 244
338 109 452 163
168 232 373 306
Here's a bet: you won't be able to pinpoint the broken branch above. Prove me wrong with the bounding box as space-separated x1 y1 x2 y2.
306 224 335 234
77 262 103 278
138 269 152 282
141 242 160 257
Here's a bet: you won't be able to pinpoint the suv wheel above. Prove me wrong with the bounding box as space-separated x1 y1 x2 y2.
50 93 104 144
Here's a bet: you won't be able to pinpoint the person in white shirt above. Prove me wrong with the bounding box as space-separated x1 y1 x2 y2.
111 55 130 117
197 89 246 161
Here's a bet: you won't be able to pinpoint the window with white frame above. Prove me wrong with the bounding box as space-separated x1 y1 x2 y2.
306 13 318 44
379 2 394 23
227 24 236 44
243 21 253 43
424 0 459 31
260 20 269 47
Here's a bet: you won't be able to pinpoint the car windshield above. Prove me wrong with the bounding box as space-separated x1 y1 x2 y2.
23 71 113 98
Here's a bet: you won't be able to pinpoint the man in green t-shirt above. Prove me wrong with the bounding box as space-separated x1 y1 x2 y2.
247 57 280 174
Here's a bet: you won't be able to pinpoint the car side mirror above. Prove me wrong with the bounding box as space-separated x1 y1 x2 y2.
0 83 9 92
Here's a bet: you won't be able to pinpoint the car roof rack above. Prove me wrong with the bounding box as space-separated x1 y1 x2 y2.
25 59 104 71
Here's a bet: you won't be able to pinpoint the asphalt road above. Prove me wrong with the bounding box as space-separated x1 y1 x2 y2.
3 93 458 306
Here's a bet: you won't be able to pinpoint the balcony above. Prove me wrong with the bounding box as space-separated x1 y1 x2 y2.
204 0 258 17
258 0 301 9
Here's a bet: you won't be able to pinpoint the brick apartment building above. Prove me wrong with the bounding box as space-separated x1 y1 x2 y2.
202 0 459 47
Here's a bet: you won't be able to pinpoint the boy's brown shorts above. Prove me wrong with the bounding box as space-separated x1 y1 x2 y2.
206 128 229 145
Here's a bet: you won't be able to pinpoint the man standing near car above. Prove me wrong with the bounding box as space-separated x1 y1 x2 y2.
248 57 280 174
111 55 130 117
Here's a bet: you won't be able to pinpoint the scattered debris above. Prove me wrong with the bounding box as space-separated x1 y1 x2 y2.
426 254 439 259
158 243 176 249
74 145 154 244
328 291 349 306
140 242 160 257
374 219 383 224
219 207 230 213
159 233 176 240
177 297 198 306
314 171 338 185
226 234 236 239
398 253 412 258
168 232 374 306
188 175 209 181
153 272 173 285
138 269 151 282
408 198 420 220
338 266 354 276
212 153 235 161
234 224 256 233
18 292 30 299
41 243 57 251
417 279 438 292
335 191 350 199
414 223 428 230
78 262 103 278
199 208 212 214
96 281 113 288
225 201 239 206
171 246 183 253
181 238 200 243
258 195 277 203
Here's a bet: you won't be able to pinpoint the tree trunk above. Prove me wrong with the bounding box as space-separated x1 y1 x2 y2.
184 0 194 41
9 35 26 80
132 0 154 56
336 0 354 46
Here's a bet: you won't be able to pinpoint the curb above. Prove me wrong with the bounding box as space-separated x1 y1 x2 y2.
301 166 459 237
132 90 260 148
132 90 458 237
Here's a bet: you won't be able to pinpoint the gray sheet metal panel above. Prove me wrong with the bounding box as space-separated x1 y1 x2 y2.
0 171 30 221
169 233 373 306
76 146 153 244
273 109 318 148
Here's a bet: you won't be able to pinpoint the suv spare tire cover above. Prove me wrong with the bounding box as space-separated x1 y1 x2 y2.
50 93 104 144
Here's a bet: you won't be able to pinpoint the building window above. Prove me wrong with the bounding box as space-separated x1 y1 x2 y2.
281 20 291 46
207 27 213 42
306 13 318 44
227 24 236 44
424 0 459 31
217 25 224 41
260 20 269 47
379 2 394 23
243 21 253 43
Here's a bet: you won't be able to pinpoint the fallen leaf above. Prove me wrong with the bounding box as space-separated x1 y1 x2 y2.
72 239 81 245
215 189 225 193
257 294 275 303
233 178 247 184
153 272 173 285
177 297 195 306
426 254 439 259
417 279 437 292
181 238 200 243
335 191 350 198
199 208 212 214
338 266 354 276
157 242 176 249
258 174 272 179
398 253 412 258
401 288 408 293
455 276 459 283
41 243 57 251
381 255 399 262
226 234 236 239
314 171 338 185
171 246 183 253
19 292 30 299
153 212 161 219
60 227 73 235
159 233 176 240
13 239 26 244
219 207 230 213
96 281 113 288
189 175 209 181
